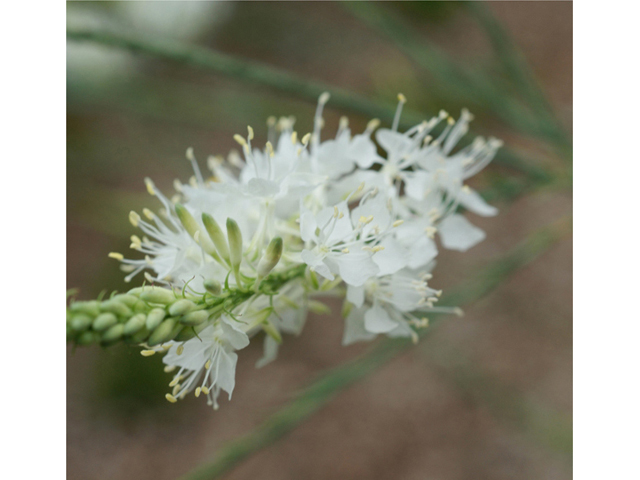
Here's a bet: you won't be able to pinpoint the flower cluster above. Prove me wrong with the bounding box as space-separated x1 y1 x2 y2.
67 94 501 409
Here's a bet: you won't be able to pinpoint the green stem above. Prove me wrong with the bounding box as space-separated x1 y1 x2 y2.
66 27 555 178
178 216 571 480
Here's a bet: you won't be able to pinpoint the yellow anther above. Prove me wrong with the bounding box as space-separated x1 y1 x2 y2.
291 131 298 145
372 246 385 253
176 345 184 356
392 220 404 227
339 116 349 129
201 386 210 395
366 118 380 131
334 206 339 218
165 393 177 403
439 110 448 119
195 387 201 398
301 133 311 145
447 116 455 126
425 226 437 238
342 248 350 253
233 134 247 147
169 377 180 387
266 141 275 158
205 360 212 370
359 215 374 225
267 116 276 127
462 185 472 193
144 178 156 196
397 93 407 103
247 126 254 141
186 147 195 161
423 135 433 146
108 252 124 261
164 365 176 373
143 208 154 220
338 212 344 219
319 92 331 104
129 211 141 227
172 384 181 396
173 179 183 192
140 350 156 357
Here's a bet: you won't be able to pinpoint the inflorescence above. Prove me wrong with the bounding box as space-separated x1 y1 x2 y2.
67 94 502 409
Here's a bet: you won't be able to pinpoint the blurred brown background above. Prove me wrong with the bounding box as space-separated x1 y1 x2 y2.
67 2 572 479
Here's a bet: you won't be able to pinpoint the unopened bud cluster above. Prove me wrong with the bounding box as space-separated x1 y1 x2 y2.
67 94 501 409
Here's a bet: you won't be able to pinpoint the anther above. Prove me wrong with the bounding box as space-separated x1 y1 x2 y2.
397 93 407 103
129 211 141 227
319 92 331 104
176 345 184 356
143 208 154 220
233 134 247 147
144 178 156 196
108 252 124 261
140 350 156 357
165 393 177 403
247 126 254 141
392 220 404 227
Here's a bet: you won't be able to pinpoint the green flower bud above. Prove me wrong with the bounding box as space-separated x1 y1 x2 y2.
175 203 219 259
100 299 132 317
145 308 166 330
308 300 331 315
256 237 283 279
261 320 282 344
180 309 208 326
140 287 176 305
112 294 140 308
202 213 230 263
126 327 150 344
92 313 118 332
227 218 243 285
203 279 221 295
174 322 209 342
101 324 125 345
148 318 178 346
70 301 100 317
70 314 93 332
169 299 196 316
123 313 146 335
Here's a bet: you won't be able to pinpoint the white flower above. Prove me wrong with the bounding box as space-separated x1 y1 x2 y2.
162 316 250 409
299 200 380 286
343 268 461 345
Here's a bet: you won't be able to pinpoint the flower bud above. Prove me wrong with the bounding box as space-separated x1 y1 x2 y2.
203 279 221 295
226 218 243 285
123 313 146 335
140 287 176 305
101 324 125 345
261 320 282 344
70 301 100 317
126 327 150 344
148 318 178 346
77 331 98 346
70 314 93 332
169 299 196 316
100 299 132 317
256 237 283 279
92 313 118 332
145 308 166 330
175 203 218 259
202 213 230 263
180 309 208 326
112 294 140 308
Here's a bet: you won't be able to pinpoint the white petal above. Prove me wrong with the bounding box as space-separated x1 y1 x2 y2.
346 284 365 308
373 238 408 276
215 349 238 398
220 317 250 350
364 304 398 333
438 214 486 251
256 335 279 368
457 188 498 217
408 236 438 268
328 251 379 286
343 307 377 345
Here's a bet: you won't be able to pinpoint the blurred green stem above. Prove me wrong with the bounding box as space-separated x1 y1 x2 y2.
179 216 571 480
66 28 553 180
342 2 572 158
